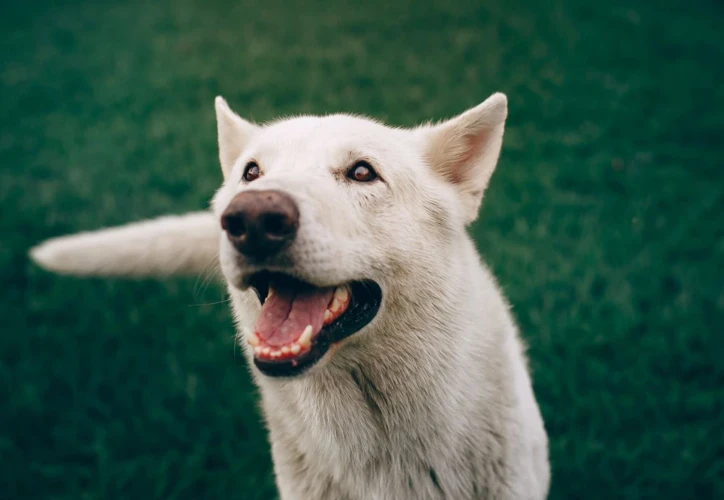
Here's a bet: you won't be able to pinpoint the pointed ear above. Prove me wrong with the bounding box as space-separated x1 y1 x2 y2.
419 93 508 224
215 96 258 179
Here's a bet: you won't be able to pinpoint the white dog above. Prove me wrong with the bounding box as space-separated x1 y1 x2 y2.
30 93 550 499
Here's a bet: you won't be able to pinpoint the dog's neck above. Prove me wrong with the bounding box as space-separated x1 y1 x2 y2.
229 235 510 466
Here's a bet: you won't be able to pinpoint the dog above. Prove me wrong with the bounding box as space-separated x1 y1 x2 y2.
30 93 550 499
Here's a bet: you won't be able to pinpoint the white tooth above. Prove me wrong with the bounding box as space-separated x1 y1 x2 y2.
262 347 271 356
247 332 260 346
281 346 290 355
270 350 281 358
334 286 349 303
290 343 301 355
267 287 274 298
254 347 262 356
324 309 332 322
330 298 341 313
298 325 313 348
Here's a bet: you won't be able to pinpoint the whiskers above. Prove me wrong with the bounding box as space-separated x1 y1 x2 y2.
189 257 227 307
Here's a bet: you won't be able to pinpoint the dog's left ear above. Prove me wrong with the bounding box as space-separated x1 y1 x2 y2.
215 96 259 180
418 93 508 224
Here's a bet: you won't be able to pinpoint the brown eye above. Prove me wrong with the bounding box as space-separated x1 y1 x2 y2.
348 161 377 182
243 162 261 182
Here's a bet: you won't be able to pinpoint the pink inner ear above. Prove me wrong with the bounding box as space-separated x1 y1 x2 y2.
446 128 490 185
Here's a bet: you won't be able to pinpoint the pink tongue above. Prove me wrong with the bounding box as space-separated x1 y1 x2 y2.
254 285 335 347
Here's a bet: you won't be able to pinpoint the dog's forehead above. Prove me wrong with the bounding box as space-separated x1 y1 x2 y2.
252 114 407 164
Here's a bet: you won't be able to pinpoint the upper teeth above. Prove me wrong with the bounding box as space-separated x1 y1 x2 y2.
334 286 349 303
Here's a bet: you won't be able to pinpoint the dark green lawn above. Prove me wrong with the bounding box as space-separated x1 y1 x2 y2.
2 0 723 498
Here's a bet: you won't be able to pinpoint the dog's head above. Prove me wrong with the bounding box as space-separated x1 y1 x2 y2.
211 94 508 377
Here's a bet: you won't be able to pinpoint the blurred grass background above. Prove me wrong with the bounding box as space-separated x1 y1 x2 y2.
2 0 723 498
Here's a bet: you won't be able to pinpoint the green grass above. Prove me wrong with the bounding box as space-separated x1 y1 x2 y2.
2 0 723 498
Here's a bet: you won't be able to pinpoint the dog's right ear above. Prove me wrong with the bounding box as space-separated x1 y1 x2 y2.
215 96 258 180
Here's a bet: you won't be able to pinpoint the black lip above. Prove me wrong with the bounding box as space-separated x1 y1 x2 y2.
247 274 382 378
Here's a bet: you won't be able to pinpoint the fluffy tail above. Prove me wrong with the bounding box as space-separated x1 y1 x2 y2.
29 211 220 278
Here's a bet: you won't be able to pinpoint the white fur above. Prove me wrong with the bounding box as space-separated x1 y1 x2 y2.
29 212 219 277
30 94 550 499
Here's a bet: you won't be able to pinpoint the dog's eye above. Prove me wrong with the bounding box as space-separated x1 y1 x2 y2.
243 162 261 182
347 161 377 182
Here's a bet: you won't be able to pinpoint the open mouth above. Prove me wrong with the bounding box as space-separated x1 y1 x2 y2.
245 271 382 377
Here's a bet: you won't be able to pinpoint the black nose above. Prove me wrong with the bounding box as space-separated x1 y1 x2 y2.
221 190 300 258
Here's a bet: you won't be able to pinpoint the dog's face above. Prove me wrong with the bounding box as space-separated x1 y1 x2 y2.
211 94 508 377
